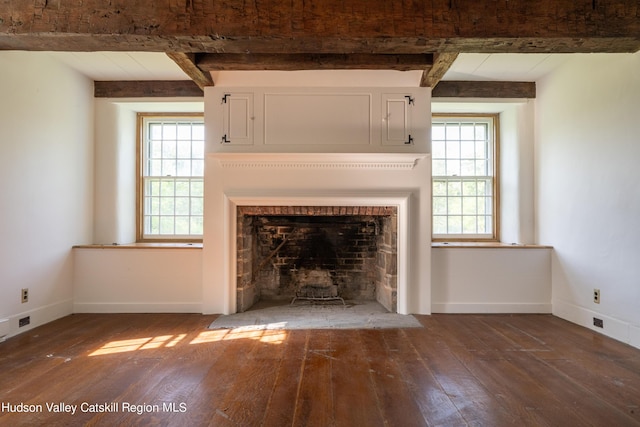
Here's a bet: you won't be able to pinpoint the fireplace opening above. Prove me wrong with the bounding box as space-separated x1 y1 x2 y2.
236 206 398 313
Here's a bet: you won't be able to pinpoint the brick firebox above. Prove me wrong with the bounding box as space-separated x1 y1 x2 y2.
236 206 398 312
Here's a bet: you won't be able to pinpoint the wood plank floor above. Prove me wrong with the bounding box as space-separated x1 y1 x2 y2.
1 313 640 426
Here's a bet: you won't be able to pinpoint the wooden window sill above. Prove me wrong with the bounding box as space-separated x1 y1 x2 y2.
432 242 552 249
73 243 202 249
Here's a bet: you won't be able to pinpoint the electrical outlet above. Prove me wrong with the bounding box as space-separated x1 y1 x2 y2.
593 317 603 328
19 316 30 328
21 288 29 303
593 288 600 304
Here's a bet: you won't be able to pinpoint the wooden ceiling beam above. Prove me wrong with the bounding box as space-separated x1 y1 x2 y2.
420 53 459 88
1 1 639 54
432 81 536 98
94 80 536 99
165 52 213 89
196 53 433 71
94 80 203 98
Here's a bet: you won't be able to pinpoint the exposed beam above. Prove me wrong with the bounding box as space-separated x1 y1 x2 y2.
166 52 213 89
196 53 433 71
1 1 639 53
93 80 535 99
420 53 459 88
94 81 203 98
432 81 536 99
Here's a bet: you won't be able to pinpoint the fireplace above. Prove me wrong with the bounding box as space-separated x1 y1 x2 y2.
203 152 432 316
236 206 398 312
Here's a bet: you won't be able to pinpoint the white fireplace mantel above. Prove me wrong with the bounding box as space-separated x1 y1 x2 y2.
211 152 428 170
203 151 432 316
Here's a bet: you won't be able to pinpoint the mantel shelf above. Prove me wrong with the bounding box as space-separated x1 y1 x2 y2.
209 152 429 170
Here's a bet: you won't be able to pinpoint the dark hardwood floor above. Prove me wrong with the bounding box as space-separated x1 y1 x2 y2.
1 312 640 426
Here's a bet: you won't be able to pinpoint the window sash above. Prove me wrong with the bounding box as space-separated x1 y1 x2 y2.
431 116 498 240
139 115 204 241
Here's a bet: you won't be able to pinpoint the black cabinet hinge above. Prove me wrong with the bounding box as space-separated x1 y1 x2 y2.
222 94 230 103
405 134 414 145
404 95 415 105
221 134 230 144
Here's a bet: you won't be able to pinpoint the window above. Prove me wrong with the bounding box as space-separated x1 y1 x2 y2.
138 114 204 241
431 115 498 240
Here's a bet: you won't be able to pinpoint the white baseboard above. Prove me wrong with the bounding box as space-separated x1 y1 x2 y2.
431 302 552 314
2 299 73 340
73 302 203 313
553 299 640 350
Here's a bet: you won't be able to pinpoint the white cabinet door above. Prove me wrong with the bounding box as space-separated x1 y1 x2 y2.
381 94 414 146
222 93 254 145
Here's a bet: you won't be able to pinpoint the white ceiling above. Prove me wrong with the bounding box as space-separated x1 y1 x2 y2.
48 51 574 83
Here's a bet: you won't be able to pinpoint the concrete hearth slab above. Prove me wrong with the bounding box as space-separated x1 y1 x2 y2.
209 300 421 330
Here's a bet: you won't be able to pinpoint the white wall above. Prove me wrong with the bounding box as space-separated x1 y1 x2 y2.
73 248 202 313
432 247 552 313
0 52 94 339
536 52 640 348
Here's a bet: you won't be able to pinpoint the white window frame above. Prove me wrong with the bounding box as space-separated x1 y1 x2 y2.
137 114 205 242
431 114 499 241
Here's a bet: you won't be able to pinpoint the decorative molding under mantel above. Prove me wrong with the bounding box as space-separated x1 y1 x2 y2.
209 152 429 170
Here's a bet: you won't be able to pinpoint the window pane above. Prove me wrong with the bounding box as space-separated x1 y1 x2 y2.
446 139 460 158
177 140 191 158
175 197 190 215
149 123 163 140
460 140 475 158
162 123 177 140
462 181 477 196
432 124 445 140
432 160 446 176
177 160 191 177
460 123 475 140
448 216 462 234
446 124 460 140
149 160 162 176
160 198 174 215
150 140 162 159
447 181 462 196
192 140 204 159
192 124 205 140
149 197 160 215
191 180 204 197
162 159 176 176
461 160 475 176
446 160 460 176
433 216 447 234
160 180 175 196
160 217 174 234
190 217 204 235
175 217 190 234
433 180 447 196
475 160 487 175
462 197 477 215
463 216 477 234
192 160 204 176
475 140 486 158
432 140 446 158
448 197 462 215
191 198 204 215
433 197 447 215
162 140 177 158
177 124 192 140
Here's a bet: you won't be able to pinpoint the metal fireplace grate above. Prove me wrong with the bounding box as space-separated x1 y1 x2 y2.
291 284 345 305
